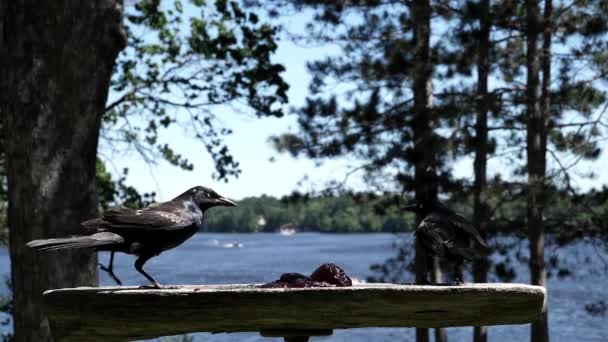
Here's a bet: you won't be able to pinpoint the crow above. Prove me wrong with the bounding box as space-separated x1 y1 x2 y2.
27 186 236 288
404 200 489 284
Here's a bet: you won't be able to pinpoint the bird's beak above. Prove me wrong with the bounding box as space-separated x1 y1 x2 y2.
216 197 237 207
402 203 417 211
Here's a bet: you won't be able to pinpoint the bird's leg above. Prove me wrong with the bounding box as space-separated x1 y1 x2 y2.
422 254 434 285
99 251 123 286
414 255 433 285
416 277 432 285
452 257 464 285
134 254 162 289
430 257 444 285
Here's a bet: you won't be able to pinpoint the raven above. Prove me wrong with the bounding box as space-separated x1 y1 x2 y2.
27 186 236 288
404 200 489 284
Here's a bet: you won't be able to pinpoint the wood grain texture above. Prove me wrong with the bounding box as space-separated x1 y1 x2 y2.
44 283 545 341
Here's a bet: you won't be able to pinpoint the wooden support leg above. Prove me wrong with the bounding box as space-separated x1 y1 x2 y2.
284 337 309 342
260 329 332 341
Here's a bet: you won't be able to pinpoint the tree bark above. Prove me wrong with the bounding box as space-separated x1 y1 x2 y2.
525 0 550 341
0 1 126 341
410 1 440 341
473 1 491 341
541 0 552 141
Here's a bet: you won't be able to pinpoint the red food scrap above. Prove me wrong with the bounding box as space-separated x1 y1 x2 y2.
259 263 352 288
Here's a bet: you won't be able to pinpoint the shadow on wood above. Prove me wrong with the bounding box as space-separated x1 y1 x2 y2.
43 283 545 341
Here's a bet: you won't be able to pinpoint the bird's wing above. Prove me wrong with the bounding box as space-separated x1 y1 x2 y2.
417 213 456 257
102 204 197 232
81 218 108 233
448 212 489 248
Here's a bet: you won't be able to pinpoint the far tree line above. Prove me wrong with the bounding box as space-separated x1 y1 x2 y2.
4 166 606 236
200 189 608 236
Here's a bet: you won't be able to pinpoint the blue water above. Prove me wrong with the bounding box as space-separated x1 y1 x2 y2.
0 233 605 341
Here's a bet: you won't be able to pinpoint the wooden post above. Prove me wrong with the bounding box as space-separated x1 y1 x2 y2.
260 329 333 342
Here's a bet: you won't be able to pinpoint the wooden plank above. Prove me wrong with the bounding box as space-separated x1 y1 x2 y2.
43 283 545 341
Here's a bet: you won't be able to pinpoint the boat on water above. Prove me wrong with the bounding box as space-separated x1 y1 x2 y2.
278 224 297 236
207 239 243 248
222 242 243 248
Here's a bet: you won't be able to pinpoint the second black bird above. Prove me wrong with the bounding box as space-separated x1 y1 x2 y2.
404 200 489 284
27 186 236 288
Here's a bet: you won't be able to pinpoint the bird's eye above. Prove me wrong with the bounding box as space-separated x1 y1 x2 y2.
206 193 212 198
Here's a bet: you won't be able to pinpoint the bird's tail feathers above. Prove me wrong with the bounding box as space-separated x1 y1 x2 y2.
476 242 491 254
27 232 124 251
474 235 490 249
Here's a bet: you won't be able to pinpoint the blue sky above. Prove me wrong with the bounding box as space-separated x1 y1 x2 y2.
104 6 608 202
105 15 369 201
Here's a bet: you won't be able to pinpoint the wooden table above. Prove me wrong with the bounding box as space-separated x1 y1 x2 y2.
44 283 545 341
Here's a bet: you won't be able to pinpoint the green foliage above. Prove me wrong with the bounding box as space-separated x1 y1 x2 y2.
96 159 157 210
263 0 608 196
260 3 608 295
203 193 415 233
0 0 289 241
105 0 288 181
264 1 470 195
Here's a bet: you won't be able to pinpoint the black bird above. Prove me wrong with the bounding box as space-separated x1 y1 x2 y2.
27 186 236 288
404 200 489 284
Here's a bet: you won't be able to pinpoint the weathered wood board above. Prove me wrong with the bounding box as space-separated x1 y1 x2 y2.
44 283 545 341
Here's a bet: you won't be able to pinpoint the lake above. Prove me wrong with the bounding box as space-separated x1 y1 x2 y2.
0 233 605 341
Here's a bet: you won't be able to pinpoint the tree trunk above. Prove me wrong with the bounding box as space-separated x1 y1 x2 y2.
473 0 491 341
0 1 126 341
410 1 441 341
525 0 550 341
541 1 552 145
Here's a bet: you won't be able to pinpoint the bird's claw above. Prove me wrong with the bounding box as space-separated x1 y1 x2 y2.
98 264 123 286
451 279 464 286
112 276 123 286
